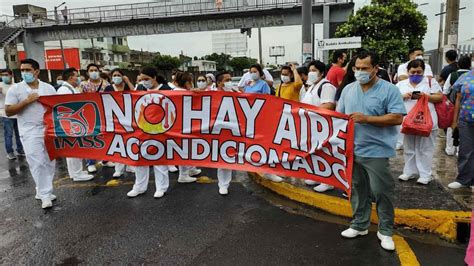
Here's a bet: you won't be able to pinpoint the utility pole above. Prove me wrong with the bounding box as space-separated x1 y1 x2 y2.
301 0 312 64
444 0 460 48
437 2 445 75
55 2 66 69
258 27 262 65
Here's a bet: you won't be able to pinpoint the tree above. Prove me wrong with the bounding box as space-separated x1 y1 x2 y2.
228 56 258 72
202 53 232 71
335 0 427 63
151 54 181 72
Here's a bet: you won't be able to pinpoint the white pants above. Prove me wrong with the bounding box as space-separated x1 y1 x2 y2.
445 127 455 154
396 128 404 148
403 130 437 178
66 158 87 179
133 165 169 193
115 163 125 174
21 135 55 200
217 169 232 189
178 165 197 177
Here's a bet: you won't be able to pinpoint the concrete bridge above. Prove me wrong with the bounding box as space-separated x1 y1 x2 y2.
16 0 354 67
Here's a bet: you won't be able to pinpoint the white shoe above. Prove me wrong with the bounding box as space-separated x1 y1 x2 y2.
103 161 115 167
395 143 403 150
178 175 197 183
448 181 466 189
127 189 145 198
304 179 318 186
377 232 395 251
154 191 165 198
187 168 202 177
87 165 97 173
168 165 178 173
112 171 123 178
398 173 417 181
219 188 228 195
35 194 57 201
313 183 334 193
126 166 135 173
41 198 53 209
445 148 455 156
265 174 284 183
72 174 94 182
416 176 433 185
341 228 368 238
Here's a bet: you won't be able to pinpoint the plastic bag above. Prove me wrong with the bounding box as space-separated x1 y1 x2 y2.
434 94 454 129
401 94 433 137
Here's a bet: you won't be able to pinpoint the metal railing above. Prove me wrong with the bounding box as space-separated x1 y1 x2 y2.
15 0 352 28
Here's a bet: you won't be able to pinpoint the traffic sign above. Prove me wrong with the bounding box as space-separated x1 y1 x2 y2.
317 37 362 50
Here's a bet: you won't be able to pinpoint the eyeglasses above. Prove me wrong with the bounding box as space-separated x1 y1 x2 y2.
197 79 206 82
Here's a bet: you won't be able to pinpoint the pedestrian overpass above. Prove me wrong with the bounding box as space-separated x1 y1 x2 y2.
14 0 354 67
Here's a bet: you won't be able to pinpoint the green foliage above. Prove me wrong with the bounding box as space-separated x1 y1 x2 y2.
202 53 232 71
151 54 181 71
335 0 427 63
228 57 258 72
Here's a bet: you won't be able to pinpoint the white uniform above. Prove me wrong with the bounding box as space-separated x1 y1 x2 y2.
57 82 93 181
301 78 337 106
397 78 441 178
5 80 56 199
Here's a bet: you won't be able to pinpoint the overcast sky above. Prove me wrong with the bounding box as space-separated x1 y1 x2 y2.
1 0 473 63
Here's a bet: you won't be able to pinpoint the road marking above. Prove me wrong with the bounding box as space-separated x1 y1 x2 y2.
393 235 420 266
250 172 471 241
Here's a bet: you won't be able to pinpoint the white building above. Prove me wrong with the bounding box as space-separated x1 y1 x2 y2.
191 60 217 72
212 32 248 57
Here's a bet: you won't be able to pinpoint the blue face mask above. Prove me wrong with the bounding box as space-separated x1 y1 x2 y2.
2 76 11 84
112 76 123 85
21 72 35 83
57 80 64 86
89 71 100 80
409 74 424 84
354 70 373 85
142 80 153 89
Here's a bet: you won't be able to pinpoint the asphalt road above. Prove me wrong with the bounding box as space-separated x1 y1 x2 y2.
0 156 467 265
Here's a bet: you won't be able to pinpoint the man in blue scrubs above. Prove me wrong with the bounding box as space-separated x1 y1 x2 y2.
337 50 406 251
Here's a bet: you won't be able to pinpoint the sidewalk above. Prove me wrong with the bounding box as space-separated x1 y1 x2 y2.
250 136 472 241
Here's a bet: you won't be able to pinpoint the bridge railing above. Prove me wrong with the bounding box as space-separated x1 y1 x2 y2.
16 0 352 28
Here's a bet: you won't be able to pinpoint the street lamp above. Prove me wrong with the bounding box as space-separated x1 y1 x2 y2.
54 2 66 24
55 2 67 69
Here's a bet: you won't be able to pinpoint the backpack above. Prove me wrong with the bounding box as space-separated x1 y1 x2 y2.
448 70 469 103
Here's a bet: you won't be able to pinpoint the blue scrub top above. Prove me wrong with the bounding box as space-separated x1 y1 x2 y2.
244 79 271 94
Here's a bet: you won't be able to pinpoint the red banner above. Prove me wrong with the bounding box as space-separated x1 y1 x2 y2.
40 91 354 193
18 48 80 70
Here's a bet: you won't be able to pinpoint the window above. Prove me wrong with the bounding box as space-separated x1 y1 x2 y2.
97 37 104 42
81 51 90 60
112 37 117 45
10 55 16 62
118 38 123 45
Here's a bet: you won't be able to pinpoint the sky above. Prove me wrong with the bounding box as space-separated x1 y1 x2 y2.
1 0 473 64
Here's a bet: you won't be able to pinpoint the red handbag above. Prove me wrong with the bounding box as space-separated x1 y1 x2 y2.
434 94 454 129
401 94 433 137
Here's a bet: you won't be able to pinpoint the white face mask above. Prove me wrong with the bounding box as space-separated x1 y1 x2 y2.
89 71 100 80
415 55 424 60
197 81 207 89
224 81 233 90
250 72 260 81
281 75 291 83
306 71 320 85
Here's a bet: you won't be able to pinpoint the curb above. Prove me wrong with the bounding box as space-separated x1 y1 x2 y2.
250 172 471 241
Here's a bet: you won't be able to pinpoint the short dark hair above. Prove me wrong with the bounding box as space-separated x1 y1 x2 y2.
216 71 231 83
62 67 78 81
458 56 472 70
297 66 308 76
175 71 193 88
308 60 326 76
0 69 13 75
86 63 99 71
407 59 425 71
249 64 264 77
156 75 166 84
332 50 346 64
140 66 158 79
445 50 458 62
356 50 379 67
110 68 124 76
408 47 423 55
20 58 40 70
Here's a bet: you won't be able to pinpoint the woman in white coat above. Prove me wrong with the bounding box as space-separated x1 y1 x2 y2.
301 60 337 193
397 59 442 185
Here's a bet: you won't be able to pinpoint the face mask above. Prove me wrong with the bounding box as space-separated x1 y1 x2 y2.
2 76 11 84
250 73 260 81
224 81 233 89
77 77 82 85
197 81 207 89
415 56 424 60
281 75 291 83
306 72 320 85
57 80 64 86
354 70 374 85
409 74 424 84
112 76 123 85
21 72 35 83
89 71 100 80
142 80 153 89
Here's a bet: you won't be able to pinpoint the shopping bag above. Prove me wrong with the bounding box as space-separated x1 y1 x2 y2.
435 94 454 129
401 94 433 137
